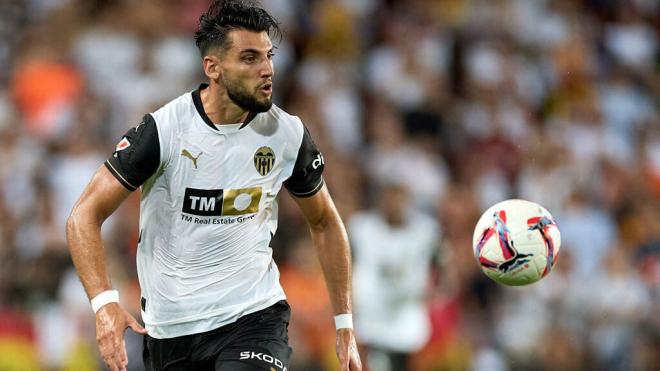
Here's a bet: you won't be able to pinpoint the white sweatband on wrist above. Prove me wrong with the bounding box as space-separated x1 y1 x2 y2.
334 314 353 330
91 290 119 313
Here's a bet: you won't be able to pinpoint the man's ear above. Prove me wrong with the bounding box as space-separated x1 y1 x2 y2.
202 55 222 80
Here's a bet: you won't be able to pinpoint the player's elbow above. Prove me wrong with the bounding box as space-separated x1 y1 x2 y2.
308 216 329 234
66 204 84 242
66 202 100 241
309 209 344 236
306 206 332 232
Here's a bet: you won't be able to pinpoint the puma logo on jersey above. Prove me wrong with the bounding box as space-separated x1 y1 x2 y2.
181 149 202 169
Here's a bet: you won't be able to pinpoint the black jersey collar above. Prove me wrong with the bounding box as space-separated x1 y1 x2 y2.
192 83 257 131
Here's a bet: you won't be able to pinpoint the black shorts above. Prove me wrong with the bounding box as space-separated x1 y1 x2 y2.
143 300 292 371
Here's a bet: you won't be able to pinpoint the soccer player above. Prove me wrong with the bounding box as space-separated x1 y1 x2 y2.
65 1 362 370
350 182 438 371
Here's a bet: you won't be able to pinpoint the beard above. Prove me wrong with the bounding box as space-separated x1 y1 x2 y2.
223 77 273 113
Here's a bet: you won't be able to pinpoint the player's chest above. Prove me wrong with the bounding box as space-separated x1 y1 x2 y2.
171 131 293 185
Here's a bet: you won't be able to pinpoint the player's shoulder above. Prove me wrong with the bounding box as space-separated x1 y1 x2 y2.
265 104 297 121
267 104 304 127
252 104 305 137
150 90 197 131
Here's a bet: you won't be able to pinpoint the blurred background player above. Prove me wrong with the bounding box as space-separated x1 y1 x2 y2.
350 181 439 371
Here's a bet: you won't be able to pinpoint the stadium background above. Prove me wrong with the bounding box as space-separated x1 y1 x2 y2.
0 0 658 370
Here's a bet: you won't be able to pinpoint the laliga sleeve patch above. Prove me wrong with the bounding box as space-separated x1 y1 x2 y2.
115 137 131 152
105 113 160 191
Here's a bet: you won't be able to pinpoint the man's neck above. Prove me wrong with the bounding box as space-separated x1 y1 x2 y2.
200 83 249 125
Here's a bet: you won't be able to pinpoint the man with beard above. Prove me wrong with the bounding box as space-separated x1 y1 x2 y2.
65 1 362 370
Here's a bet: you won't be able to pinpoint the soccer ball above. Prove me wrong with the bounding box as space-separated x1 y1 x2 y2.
472 199 561 286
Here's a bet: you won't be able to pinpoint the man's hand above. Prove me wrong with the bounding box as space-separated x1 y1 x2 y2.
336 329 362 371
96 303 148 371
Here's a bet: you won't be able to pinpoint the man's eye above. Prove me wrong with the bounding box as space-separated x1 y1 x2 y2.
267 53 275 59
243 56 256 63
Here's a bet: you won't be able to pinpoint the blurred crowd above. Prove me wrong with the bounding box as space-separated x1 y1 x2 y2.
0 0 658 370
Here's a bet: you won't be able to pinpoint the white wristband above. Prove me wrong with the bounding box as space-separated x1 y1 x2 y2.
334 313 353 330
91 290 119 313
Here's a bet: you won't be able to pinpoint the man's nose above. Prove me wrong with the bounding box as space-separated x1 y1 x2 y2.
260 60 273 77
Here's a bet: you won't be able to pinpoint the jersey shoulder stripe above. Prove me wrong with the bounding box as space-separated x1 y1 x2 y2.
150 91 200 169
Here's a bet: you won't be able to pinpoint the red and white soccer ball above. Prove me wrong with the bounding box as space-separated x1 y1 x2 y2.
472 199 561 286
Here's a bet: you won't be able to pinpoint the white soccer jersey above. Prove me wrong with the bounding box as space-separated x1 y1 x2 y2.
350 210 438 352
105 84 325 338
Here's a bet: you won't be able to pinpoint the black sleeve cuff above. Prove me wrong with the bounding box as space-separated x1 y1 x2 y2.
104 160 138 191
288 177 324 198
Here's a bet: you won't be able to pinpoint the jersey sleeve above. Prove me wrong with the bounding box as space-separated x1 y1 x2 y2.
104 114 160 191
284 126 325 197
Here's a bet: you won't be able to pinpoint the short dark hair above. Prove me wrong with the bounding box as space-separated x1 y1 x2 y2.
194 0 281 56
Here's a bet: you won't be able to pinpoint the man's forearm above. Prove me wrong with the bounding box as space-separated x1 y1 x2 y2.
310 213 353 315
66 206 113 300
